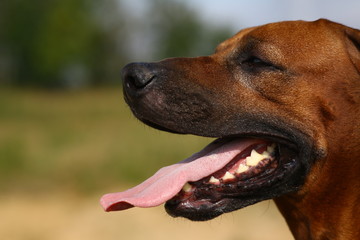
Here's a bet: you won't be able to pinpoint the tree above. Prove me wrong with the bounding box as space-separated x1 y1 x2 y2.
147 0 233 59
0 0 233 88
0 0 125 88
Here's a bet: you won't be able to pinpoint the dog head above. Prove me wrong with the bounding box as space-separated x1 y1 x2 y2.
102 19 360 221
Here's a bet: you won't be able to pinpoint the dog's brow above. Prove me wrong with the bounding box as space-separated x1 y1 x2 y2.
240 36 285 63
215 27 256 54
215 39 237 53
241 37 261 49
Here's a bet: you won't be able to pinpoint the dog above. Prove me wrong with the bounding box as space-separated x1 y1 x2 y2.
101 19 360 240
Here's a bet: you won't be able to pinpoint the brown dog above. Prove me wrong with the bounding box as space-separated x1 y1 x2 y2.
101 19 360 240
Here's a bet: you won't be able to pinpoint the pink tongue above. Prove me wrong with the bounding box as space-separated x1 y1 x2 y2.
100 138 260 212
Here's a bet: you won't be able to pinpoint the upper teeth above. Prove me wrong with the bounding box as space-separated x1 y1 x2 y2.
267 144 276 154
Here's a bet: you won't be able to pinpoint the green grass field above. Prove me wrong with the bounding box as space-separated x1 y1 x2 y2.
0 88 293 240
0 88 211 194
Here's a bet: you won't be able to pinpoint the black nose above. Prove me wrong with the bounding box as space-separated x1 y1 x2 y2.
121 62 156 89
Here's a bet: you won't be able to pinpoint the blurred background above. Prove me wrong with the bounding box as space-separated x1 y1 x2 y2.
0 0 358 239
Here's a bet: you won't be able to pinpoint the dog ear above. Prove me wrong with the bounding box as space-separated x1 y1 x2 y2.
345 28 360 74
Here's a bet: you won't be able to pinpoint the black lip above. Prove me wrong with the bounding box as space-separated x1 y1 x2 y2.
164 136 308 221
141 118 184 134
127 107 315 221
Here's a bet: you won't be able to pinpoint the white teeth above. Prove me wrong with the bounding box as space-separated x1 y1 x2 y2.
182 182 192 193
222 171 236 180
245 145 275 167
190 145 276 188
209 176 220 184
267 144 276 154
246 149 267 166
262 151 270 157
236 164 249 174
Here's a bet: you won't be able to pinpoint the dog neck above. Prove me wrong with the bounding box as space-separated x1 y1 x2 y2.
276 157 360 239
275 107 360 240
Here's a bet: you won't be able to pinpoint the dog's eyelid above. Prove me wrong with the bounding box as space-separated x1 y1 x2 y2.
242 55 275 68
245 56 268 64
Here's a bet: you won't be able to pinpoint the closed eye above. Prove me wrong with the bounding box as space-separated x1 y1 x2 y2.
241 55 285 73
242 56 275 68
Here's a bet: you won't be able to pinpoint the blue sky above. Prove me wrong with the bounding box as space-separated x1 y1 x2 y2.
120 0 360 60
182 0 360 30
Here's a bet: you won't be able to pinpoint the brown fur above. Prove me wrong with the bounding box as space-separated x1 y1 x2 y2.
122 19 360 239
234 19 360 240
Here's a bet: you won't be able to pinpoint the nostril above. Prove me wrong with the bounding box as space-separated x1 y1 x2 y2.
132 74 155 88
121 62 157 89
127 75 141 88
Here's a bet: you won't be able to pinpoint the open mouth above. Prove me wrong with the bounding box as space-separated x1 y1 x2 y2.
100 136 299 220
164 137 298 220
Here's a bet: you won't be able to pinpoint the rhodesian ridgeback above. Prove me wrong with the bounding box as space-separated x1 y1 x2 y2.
101 19 360 239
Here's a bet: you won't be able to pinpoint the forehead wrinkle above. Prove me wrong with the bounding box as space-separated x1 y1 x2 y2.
256 41 285 63
231 35 286 64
